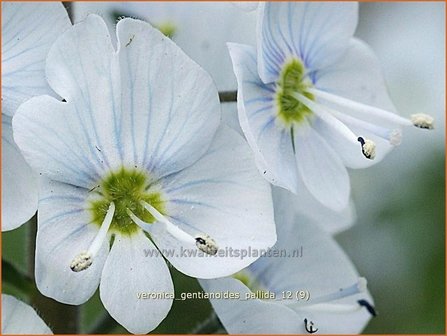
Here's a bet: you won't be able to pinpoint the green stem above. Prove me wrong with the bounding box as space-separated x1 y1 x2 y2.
219 90 237 103
190 312 225 334
87 312 119 334
2 259 37 296
28 215 80 333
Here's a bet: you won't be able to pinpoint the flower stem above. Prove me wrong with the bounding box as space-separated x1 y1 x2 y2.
218 90 237 103
28 214 80 333
190 311 225 334
87 312 119 334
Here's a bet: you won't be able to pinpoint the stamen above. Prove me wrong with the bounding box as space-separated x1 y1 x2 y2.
308 88 414 127
358 299 377 317
357 137 376 160
410 113 434 129
195 234 218 255
329 108 402 146
70 202 115 272
293 93 358 145
309 277 367 305
127 201 220 255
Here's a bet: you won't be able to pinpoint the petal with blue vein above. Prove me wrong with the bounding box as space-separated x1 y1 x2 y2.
151 126 276 279
257 2 358 84
115 18 220 178
294 124 350 211
1 2 70 117
228 42 299 193
35 179 108 305
2 118 38 231
100 231 174 334
13 96 108 188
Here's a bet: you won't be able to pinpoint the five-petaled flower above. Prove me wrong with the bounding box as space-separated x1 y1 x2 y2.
228 2 434 211
1 2 70 231
200 188 376 334
12 15 276 334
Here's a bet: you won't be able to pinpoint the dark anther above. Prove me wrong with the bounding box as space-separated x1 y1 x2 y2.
357 137 365 146
357 299 377 317
195 237 206 245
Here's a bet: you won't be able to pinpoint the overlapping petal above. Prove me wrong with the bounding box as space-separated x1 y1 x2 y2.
150 126 276 279
257 2 358 83
2 118 38 231
294 124 350 211
1 294 52 334
2 2 70 117
100 232 174 334
201 214 372 334
35 179 108 304
228 42 299 192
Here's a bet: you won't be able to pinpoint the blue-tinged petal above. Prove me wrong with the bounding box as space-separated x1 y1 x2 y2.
2 294 52 335
35 179 108 305
228 42 299 193
294 124 350 211
272 186 355 235
44 15 123 173
250 215 373 334
13 96 107 188
200 278 301 334
1 2 70 117
100 232 174 334
115 18 220 178
150 126 276 279
314 39 399 168
2 117 38 231
257 2 358 83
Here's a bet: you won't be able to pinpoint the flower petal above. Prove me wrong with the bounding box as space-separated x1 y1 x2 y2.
272 186 355 235
13 96 107 188
294 124 350 211
100 232 174 334
257 2 358 83
1 2 70 117
151 126 276 279
228 42 299 193
2 118 38 231
2 294 52 334
35 178 108 304
200 278 301 334
115 18 220 178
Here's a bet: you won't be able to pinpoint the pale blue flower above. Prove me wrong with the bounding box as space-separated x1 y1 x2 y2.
12 15 276 334
228 2 434 212
1 2 70 231
2 294 52 334
200 188 375 334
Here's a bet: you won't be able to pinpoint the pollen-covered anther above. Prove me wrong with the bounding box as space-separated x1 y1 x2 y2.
357 137 376 160
410 113 434 130
70 251 92 272
195 234 219 255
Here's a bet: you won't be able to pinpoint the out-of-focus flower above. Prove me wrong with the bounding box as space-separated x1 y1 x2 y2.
200 188 375 334
12 15 276 334
73 2 257 91
1 2 70 231
228 2 434 211
2 294 52 334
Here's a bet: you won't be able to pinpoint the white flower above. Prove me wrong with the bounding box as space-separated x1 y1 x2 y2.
73 2 257 91
200 188 375 334
12 15 276 334
2 294 52 334
1 2 70 231
228 2 434 212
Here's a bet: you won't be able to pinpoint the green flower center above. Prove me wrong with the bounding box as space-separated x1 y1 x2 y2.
88 167 164 235
155 21 177 38
276 58 314 125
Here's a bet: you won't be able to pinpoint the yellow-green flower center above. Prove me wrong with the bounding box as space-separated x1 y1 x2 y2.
89 167 164 235
276 58 314 125
233 270 270 299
